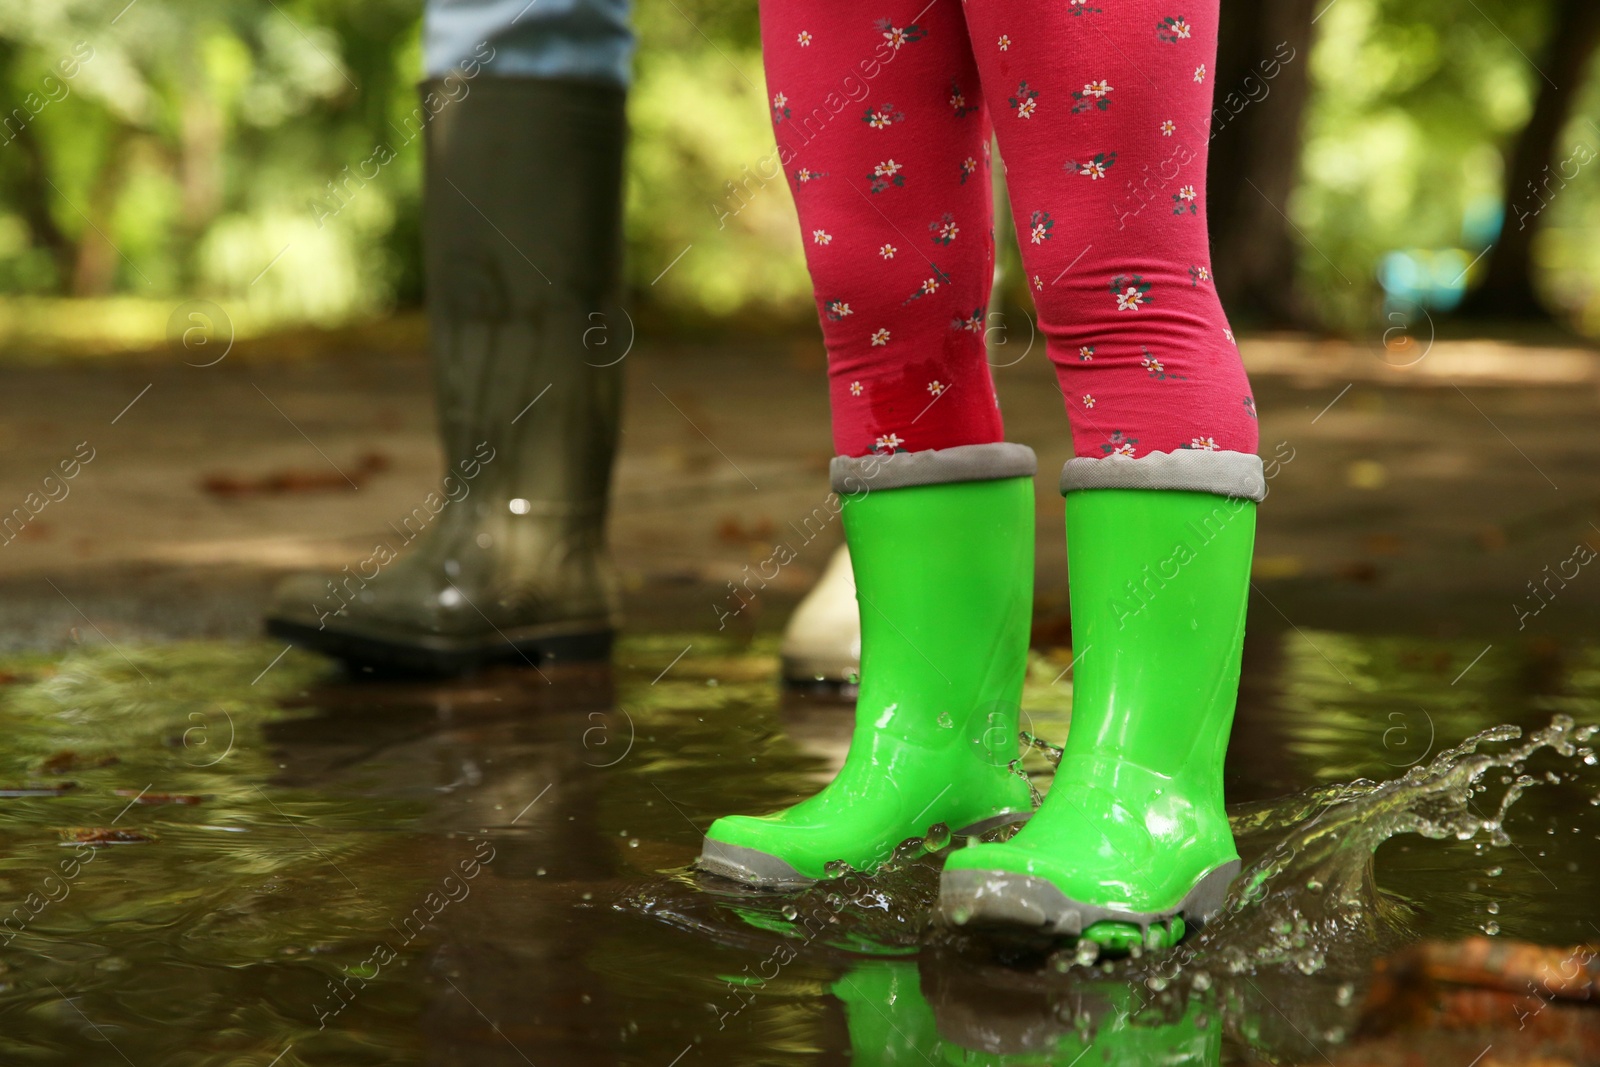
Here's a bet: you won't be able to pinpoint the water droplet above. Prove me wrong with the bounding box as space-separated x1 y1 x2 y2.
780 905 799 921
1305 878 1323 893
922 823 951 852
1486 901 1499 914
950 906 972 926
1486 866 1503 877
1335 983 1354 1007
628 838 639 848
1191 971 1211 991
1074 940 1100 967
536 867 547 876
1483 921 1500 935
936 712 954 729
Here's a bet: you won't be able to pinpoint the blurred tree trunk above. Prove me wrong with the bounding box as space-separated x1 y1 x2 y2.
1458 0 1600 320
8 122 77 288
1208 0 1318 328
69 125 132 296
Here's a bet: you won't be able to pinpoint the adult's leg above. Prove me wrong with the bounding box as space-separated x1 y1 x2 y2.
941 0 1261 946
265 1 632 673
699 1 1038 885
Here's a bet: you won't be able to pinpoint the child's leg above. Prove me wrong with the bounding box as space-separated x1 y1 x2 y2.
698 4 1041 887
962 0 1257 463
758 0 1002 457
940 0 1262 946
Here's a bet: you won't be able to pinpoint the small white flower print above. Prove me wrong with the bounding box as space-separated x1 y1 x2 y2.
1141 352 1164 374
1178 185 1197 203
1071 80 1114 114
1110 442 1136 457
871 328 890 346
876 20 926 50
1016 97 1037 119
875 432 904 452
1033 275 1043 291
1079 345 1095 361
1223 327 1235 344
1190 436 1219 450
1161 119 1176 136
936 218 959 242
797 30 812 46
1111 274 1153 309
879 243 897 258
927 381 945 396
849 380 863 396
1030 222 1049 244
875 159 902 177
1158 15 1192 42
812 229 832 245
825 300 852 319
998 34 1011 50
1083 394 1096 408
1194 64 1206 83
1076 152 1116 179
864 104 905 130
920 277 940 294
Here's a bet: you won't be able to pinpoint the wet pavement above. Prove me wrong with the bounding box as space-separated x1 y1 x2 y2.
0 330 1596 1063
2 329 1599 648
0 627 1593 1064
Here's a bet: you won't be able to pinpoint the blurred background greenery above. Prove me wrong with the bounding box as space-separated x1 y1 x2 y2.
0 0 1596 355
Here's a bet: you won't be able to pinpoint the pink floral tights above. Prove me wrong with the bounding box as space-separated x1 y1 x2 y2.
763 0 1259 461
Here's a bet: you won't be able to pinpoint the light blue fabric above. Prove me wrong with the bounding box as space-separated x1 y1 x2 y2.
424 0 634 87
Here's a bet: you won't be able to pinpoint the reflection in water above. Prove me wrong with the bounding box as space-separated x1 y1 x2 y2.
0 629 1591 1063
833 956 1221 1066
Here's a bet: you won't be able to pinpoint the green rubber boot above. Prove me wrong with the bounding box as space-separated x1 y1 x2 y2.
698 444 1039 887
940 452 1262 945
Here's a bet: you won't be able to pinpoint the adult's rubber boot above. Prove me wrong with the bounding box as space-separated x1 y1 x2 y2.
940 450 1264 947
265 77 626 674
698 444 1039 887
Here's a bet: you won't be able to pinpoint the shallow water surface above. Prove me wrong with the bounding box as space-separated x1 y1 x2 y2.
0 630 1594 1064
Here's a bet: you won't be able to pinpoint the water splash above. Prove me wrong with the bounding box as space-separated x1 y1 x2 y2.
1191 714 1596 978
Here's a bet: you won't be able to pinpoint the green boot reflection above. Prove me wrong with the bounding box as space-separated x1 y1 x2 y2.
833 957 1221 1066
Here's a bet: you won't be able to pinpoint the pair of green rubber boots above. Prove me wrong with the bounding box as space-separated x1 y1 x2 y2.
698 443 1262 949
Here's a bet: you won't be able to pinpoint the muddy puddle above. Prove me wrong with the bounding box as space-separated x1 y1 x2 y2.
0 629 1594 1064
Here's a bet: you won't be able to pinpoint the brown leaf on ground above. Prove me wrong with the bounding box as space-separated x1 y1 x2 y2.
39 750 120 774
200 451 390 497
65 828 152 844
113 789 204 805
0 782 77 797
1360 938 1600 1041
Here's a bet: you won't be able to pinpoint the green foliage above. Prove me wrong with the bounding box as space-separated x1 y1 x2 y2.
1296 0 1600 330
0 0 1595 338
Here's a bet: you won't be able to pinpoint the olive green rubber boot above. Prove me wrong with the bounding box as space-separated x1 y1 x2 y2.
265 78 626 675
940 450 1264 946
698 444 1039 887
